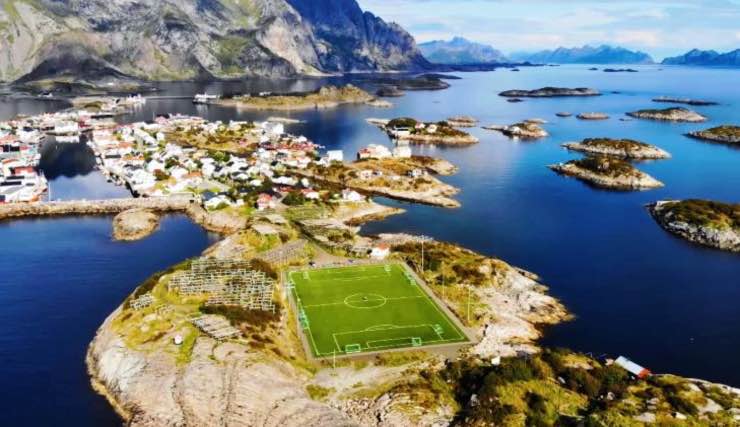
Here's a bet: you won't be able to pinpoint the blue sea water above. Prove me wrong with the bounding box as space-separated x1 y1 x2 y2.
0 64 738 425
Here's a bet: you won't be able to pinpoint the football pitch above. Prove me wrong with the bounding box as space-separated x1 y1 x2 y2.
287 263 470 357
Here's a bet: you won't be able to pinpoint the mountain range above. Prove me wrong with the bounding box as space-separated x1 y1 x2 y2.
418 37 509 65
662 49 740 66
510 45 654 64
0 0 430 84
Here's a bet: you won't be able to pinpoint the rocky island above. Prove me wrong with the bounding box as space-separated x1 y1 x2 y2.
381 118 479 146
446 116 479 127
627 107 707 123
483 121 549 139
112 209 161 241
653 97 719 106
563 138 671 159
499 87 601 98
648 200 739 252
217 85 379 111
549 156 664 190
87 213 740 427
577 112 610 120
687 125 740 146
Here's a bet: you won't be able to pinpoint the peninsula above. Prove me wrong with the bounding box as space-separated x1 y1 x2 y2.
627 107 707 123
217 85 378 111
648 200 739 252
499 87 601 98
687 125 740 146
549 157 664 190
380 118 480 146
562 138 671 159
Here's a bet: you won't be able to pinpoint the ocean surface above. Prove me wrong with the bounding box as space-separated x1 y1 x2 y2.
0 65 738 425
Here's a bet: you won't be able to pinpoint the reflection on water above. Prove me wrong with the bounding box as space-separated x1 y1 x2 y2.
39 139 97 180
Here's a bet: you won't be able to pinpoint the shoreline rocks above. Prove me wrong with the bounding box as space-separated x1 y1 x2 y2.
686 125 740 146
383 117 479 146
549 157 664 190
375 86 405 98
499 87 601 98
112 209 160 241
647 200 739 252
627 107 707 123
562 138 671 159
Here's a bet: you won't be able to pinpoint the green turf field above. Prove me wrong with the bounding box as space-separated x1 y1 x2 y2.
288 263 469 357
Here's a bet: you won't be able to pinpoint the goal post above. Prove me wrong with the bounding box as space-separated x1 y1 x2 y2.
345 343 362 354
411 337 423 347
303 271 309 280
384 264 391 273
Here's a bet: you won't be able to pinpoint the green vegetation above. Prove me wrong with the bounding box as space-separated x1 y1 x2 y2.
288 263 469 357
441 349 740 426
661 199 739 231
690 125 740 144
581 138 650 149
201 304 280 328
570 156 640 178
306 384 334 401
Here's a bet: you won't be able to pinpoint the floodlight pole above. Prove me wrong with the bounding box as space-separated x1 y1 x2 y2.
467 285 471 324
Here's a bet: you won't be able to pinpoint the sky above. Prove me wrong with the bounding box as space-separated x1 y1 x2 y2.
357 0 740 59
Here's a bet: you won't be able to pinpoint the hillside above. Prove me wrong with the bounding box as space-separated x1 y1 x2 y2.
662 49 740 66
0 0 430 85
418 36 509 64
511 45 654 64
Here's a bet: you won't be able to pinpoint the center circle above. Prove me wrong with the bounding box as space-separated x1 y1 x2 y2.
344 293 387 309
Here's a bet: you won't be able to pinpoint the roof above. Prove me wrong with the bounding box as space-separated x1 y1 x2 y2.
615 356 651 378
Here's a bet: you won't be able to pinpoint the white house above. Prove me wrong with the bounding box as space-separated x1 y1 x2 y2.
327 150 344 163
370 244 391 260
341 189 364 202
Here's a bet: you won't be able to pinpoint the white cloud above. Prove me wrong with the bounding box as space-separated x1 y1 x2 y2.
614 30 662 47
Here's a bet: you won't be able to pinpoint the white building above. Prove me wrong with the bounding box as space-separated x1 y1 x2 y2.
327 150 344 162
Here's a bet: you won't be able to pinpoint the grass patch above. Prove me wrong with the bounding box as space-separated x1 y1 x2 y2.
306 384 334 401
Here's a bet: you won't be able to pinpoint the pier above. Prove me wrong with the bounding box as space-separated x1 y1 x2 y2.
0 196 197 222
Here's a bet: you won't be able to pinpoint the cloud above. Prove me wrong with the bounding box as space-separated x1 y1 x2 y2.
357 0 740 57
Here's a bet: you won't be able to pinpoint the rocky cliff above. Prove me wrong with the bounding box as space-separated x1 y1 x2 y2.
0 0 430 84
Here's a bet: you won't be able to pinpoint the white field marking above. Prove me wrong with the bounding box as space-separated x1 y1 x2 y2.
409 275 467 341
302 295 425 309
332 323 436 341
365 337 463 350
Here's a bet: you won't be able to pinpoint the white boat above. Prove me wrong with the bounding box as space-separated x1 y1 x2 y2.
193 93 221 104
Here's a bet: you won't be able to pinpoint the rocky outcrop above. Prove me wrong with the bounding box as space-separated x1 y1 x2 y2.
563 138 671 159
446 116 478 127
687 125 740 146
577 112 609 120
653 97 718 106
484 121 548 139
549 157 664 190
627 107 707 123
648 200 740 252
0 0 429 85
499 87 600 98
112 209 160 241
87 311 355 427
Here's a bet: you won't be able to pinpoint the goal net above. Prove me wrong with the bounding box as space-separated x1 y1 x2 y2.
345 344 362 354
